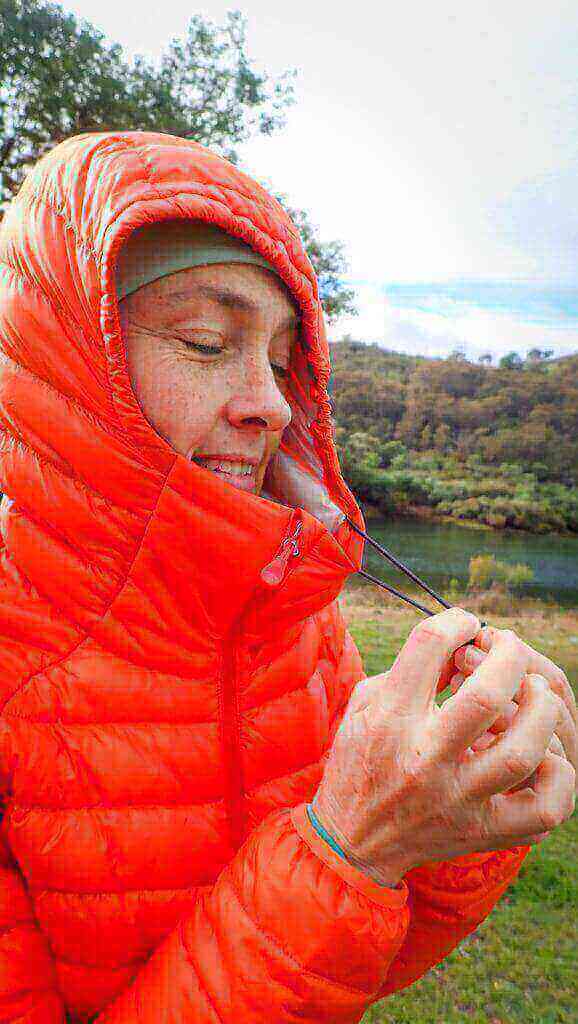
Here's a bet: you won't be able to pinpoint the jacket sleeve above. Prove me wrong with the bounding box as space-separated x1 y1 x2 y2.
93 806 409 1023
0 814 66 1022
377 844 528 996
329 618 531 1000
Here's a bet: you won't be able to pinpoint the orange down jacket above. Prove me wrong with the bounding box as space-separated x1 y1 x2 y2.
0 132 528 1023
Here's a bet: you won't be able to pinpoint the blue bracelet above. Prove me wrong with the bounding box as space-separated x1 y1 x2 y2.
306 803 349 860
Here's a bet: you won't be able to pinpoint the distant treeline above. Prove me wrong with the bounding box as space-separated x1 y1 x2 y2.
329 341 578 534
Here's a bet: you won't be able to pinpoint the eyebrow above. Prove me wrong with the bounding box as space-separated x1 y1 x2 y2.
169 282 301 333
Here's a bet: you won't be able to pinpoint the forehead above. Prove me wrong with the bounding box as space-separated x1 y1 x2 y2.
124 263 299 322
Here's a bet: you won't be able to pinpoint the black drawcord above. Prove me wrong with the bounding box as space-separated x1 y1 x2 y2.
357 568 440 617
345 515 487 636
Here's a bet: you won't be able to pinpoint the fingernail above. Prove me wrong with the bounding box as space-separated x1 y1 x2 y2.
465 646 485 666
450 672 465 693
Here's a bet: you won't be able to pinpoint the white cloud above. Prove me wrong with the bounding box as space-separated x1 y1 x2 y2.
63 0 578 354
330 282 578 360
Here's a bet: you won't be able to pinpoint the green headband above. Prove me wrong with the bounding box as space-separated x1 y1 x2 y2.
115 220 277 300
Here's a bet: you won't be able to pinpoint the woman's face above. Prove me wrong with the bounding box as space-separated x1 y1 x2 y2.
119 263 299 495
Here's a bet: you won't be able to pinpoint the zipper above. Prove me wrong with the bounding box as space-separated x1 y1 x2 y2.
218 514 305 852
218 620 245 852
260 518 303 587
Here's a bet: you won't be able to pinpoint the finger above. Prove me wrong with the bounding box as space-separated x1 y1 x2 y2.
449 671 465 695
471 730 498 752
496 689 577 784
467 830 550 852
436 651 460 695
506 730 567 792
477 628 577 729
460 674 559 798
438 629 530 753
488 751 576 839
485 704 568 748
454 644 486 676
488 701 518 735
386 607 480 714
549 734 565 758
551 694 578 777
448 675 519 737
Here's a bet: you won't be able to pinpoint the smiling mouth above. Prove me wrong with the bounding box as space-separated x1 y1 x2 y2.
191 455 260 491
193 456 255 475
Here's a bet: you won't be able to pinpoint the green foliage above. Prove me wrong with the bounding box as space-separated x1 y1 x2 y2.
499 350 524 369
0 2 293 199
270 197 356 321
330 341 578 533
468 554 534 593
0 1 353 321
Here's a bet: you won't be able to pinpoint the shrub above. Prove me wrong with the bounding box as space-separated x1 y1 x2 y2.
474 582 516 615
468 554 534 594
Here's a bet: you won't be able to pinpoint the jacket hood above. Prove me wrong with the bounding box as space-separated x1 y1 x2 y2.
0 131 364 647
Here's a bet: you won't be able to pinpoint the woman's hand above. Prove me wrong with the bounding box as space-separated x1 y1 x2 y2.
312 608 576 887
451 628 577 788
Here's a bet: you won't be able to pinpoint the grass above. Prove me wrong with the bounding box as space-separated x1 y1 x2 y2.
338 582 578 1024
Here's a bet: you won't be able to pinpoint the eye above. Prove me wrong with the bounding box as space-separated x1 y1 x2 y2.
181 340 223 355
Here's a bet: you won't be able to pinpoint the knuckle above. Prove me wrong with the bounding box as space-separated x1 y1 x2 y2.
411 621 446 646
499 629 525 657
553 669 577 712
537 805 562 832
452 607 481 630
537 762 576 830
531 680 561 716
467 685 503 719
553 667 571 692
412 608 479 647
402 751 435 787
502 746 536 780
561 759 577 796
499 628 519 645
549 691 565 720
527 671 548 687
525 673 549 699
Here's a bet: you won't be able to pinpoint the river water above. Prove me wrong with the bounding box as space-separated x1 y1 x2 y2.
363 517 578 610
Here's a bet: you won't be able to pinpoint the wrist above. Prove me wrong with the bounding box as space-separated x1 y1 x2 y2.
309 799 409 888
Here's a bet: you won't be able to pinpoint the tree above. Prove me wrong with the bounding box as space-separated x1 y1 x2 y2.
478 352 493 364
0 2 354 320
526 347 554 363
0 2 293 201
272 196 356 321
499 351 524 370
449 346 467 361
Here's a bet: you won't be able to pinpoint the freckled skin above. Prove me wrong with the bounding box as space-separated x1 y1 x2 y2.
119 263 298 494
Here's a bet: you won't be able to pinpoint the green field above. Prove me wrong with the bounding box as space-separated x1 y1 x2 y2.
338 583 578 1024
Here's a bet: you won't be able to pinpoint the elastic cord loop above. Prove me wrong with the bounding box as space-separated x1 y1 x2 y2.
306 803 349 860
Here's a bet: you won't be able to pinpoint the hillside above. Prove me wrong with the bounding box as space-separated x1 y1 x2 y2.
328 340 578 534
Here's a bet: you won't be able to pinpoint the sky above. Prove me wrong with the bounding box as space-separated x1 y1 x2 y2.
64 0 578 359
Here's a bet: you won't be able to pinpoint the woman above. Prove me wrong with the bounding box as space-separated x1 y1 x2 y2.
0 132 574 1024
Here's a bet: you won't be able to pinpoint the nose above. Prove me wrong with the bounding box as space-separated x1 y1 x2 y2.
226 356 292 433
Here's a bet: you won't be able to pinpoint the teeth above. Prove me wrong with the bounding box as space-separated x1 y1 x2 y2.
196 458 254 477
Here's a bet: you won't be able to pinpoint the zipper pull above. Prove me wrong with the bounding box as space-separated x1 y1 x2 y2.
260 520 303 587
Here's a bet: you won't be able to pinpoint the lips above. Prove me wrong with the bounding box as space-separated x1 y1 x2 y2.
190 454 261 492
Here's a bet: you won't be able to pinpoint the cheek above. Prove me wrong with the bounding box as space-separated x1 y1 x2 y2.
127 345 223 455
